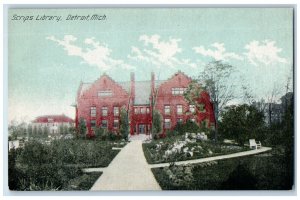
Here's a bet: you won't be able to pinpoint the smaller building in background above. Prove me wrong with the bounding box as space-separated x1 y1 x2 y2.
32 114 75 134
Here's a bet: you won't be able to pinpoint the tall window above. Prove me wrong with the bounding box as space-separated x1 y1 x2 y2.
102 107 108 116
101 120 108 128
177 105 183 115
164 118 171 129
141 107 146 114
146 108 150 114
98 90 113 97
113 107 119 116
90 120 96 127
164 105 170 115
134 107 139 114
90 106 96 117
113 119 119 128
171 87 186 95
189 105 195 113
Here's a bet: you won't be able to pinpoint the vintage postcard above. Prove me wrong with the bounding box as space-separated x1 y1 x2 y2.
7 7 294 191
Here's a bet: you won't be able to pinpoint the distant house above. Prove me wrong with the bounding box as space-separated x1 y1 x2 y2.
74 71 215 136
32 114 75 134
252 92 293 125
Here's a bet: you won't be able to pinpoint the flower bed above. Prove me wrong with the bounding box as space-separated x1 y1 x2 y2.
143 134 247 164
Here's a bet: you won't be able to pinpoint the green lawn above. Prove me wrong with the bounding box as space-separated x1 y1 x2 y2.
143 136 248 164
151 150 293 190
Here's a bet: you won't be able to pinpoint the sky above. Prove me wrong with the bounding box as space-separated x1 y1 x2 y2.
8 8 293 123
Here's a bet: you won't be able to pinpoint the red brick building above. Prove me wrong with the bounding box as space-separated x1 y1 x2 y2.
75 71 215 136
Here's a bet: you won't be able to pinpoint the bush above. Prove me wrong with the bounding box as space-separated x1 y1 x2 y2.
9 139 121 190
152 152 293 190
173 121 202 135
166 130 179 138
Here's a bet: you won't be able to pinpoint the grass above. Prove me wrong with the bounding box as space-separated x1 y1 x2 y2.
151 150 293 190
143 136 248 164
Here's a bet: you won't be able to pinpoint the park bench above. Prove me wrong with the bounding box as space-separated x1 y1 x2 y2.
249 139 262 150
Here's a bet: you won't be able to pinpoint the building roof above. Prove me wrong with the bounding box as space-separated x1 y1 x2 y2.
33 115 74 123
77 78 166 105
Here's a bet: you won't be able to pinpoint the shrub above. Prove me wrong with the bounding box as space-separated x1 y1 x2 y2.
173 121 201 135
10 139 121 190
166 130 179 138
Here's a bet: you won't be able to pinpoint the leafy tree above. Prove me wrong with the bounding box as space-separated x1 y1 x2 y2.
58 125 64 135
94 126 105 140
219 104 266 145
33 125 38 136
42 126 50 137
120 108 129 141
183 80 206 114
152 110 162 139
27 124 33 137
77 118 87 138
37 126 43 137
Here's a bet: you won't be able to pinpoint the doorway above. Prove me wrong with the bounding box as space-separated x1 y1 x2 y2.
138 124 146 134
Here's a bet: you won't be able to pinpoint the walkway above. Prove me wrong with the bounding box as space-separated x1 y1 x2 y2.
90 140 161 191
149 147 272 168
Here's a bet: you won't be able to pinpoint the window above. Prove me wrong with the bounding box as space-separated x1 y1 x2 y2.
101 120 108 128
146 108 150 114
141 107 146 114
164 105 170 115
90 106 96 117
189 105 195 113
113 107 119 116
164 118 171 129
102 107 108 116
190 118 196 123
171 87 186 95
177 118 183 124
113 119 119 128
98 90 113 97
134 107 139 114
177 105 183 115
90 120 96 127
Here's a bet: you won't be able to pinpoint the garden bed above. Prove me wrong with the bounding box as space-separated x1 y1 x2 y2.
143 136 247 164
151 151 293 190
9 139 123 190
66 172 102 190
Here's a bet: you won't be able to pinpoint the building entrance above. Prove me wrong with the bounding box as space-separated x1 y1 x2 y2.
138 124 146 134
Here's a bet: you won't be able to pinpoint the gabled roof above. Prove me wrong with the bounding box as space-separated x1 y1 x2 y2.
33 115 74 123
118 81 131 93
76 73 177 105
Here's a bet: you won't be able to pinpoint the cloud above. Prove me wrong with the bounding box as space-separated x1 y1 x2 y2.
128 34 197 69
193 42 243 61
244 40 287 66
46 35 134 71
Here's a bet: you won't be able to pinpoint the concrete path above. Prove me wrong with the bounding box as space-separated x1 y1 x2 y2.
149 147 272 168
90 140 161 191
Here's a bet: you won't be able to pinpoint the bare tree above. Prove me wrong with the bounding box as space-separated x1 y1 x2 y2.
196 60 236 141
198 61 235 117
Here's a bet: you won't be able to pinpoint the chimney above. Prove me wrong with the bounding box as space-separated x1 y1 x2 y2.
130 72 135 102
151 72 155 94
